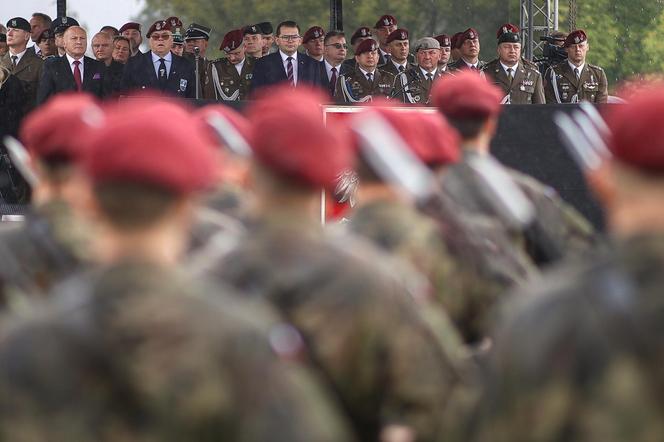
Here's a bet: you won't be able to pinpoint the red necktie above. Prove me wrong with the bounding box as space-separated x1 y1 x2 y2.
73 60 82 91
286 57 294 86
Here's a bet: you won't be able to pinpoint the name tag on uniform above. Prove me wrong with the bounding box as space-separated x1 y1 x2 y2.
180 79 188 92
583 82 598 90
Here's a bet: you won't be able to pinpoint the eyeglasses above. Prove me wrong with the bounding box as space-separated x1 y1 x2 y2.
150 33 172 40
325 43 348 50
279 35 301 41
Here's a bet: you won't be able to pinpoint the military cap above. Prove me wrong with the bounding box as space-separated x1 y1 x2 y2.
257 21 273 35
6 17 31 33
172 33 184 45
350 27 372 45
146 20 171 38
20 93 103 162
302 26 325 43
195 105 252 156
247 86 353 190
375 14 397 29
497 23 520 44
451 31 464 49
606 87 664 173
564 29 587 47
85 98 217 194
51 16 79 35
36 29 54 43
459 28 479 44
185 22 211 40
220 29 244 52
119 22 141 34
355 38 378 55
0 34 5 43
434 34 451 48
431 70 503 120
243 24 260 36
386 28 409 45
166 16 183 36
414 37 440 51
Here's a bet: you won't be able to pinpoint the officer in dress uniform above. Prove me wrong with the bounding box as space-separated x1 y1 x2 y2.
166 16 184 57
118 21 142 57
302 26 325 62
434 34 452 72
334 38 395 103
378 28 415 77
448 28 485 72
183 22 212 98
393 37 445 104
373 14 398 65
204 29 255 101
340 26 372 73
544 29 608 103
482 24 545 104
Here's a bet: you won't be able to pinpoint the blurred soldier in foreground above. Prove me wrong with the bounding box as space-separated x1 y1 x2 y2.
335 39 395 103
544 29 608 103
393 37 443 104
192 87 465 442
0 94 97 311
467 84 664 442
448 28 484 71
483 24 545 104
0 97 352 442
205 29 255 101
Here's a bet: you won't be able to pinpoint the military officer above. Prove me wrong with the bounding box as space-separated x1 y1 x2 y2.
0 17 43 112
448 28 485 71
379 28 414 76
393 37 444 104
243 24 263 59
52 16 79 57
302 26 325 61
166 16 184 57
434 34 452 72
340 26 372 72
118 21 142 57
544 29 608 103
258 21 275 56
373 14 398 65
183 22 212 98
36 29 57 58
483 24 545 104
334 38 395 103
449 32 463 62
205 29 255 101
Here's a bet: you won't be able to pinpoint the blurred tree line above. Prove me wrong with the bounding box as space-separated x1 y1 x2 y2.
138 0 664 88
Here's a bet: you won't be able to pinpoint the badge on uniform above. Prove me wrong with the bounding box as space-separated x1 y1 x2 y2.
180 79 188 92
245 73 253 80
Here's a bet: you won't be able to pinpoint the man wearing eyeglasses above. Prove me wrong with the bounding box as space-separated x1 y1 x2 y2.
250 20 326 93
322 31 348 97
120 19 195 98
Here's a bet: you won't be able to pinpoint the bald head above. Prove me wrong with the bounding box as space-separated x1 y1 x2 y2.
92 31 113 64
63 26 87 59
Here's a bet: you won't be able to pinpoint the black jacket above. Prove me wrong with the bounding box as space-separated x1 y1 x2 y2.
120 51 195 98
250 51 325 94
37 55 108 104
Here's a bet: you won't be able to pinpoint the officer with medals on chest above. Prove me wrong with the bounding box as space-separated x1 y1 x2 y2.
483 24 545 104
204 29 255 101
334 38 395 103
544 29 608 103
393 37 444 104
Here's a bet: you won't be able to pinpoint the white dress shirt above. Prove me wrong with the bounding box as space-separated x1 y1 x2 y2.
66 53 85 80
500 61 518 77
420 67 437 79
8 48 27 66
235 58 245 76
568 60 585 77
324 60 341 81
151 51 172 79
279 50 298 85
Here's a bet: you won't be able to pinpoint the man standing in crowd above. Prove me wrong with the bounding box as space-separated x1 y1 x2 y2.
448 28 484 71
119 22 142 57
373 14 398 65
483 24 545 104
28 12 51 57
205 29 254 101
335 38 395 102
322 30 347 97
393 37 443 104
92 31 124 94
302 26 325 61
251 20 325 92
258 21 275 56
242 24 264 59
544 29 608 103
340 26 371 72
183 22 211 97
434 34 452 72
112 35 130 64
0 17 43 113
35 29 56 59
52 17 79 57
379 28 413 76
37 26 107 104
121 20 195 98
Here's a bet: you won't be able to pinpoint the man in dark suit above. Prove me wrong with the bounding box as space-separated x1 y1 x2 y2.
250 20 325 93
36 26 107 104
120 20 195 98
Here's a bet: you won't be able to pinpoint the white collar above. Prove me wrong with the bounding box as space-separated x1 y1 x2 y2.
392 59 408 69
359 66 375 78
324 59 341 70
500 61 518 74
151 51 172 62
9 48 27 59
420 67 437 77
65 53 84 65
279 50 298 62
568 60 585 73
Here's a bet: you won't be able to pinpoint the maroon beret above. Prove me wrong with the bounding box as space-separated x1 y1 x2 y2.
451 32 464 49
247 86 353 190
434 34 451 48
146 20 172 38
119 22 141 34
459 28 479 44
166 16 183 34
302 26 325 44
386 28 409 45
85 98 217 194
195 105 251 156
20 93 103 162
351 27 372 45
497 23 520 39
431 71 503 120
220 29 244 52
564 29 588 47
355 38 378 55
606 86 664 173
375 15 397 29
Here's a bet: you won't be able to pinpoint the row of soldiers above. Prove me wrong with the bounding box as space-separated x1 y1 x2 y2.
3 60 658 440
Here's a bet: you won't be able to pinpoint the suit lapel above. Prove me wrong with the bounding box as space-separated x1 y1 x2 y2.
59 56 77 89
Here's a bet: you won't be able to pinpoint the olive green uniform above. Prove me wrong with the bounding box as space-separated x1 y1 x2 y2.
544 61 608 104
334 66 395 103
203 56 255 101
482 59 545 104
392 66 445 104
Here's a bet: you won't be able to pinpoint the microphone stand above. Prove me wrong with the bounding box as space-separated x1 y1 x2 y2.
194 46 201 99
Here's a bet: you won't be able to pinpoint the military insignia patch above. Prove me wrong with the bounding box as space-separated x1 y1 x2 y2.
180 79 188 91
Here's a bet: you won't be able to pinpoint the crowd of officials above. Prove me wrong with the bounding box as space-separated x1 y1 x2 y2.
2 9 664 442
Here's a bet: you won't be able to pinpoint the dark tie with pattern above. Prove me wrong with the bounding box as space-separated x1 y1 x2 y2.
73 60 82 91
399 65 405 73
507 68 514 84
574 67 580 79
286 56 294 86
329 66 337 94
10 55 18 68
158 58 168 90
366 72 373 83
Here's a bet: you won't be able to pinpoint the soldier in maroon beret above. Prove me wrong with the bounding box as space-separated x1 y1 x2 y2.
302 26 325 61
434 34 452 71
119 22 142 57
448 27 485 72
340 26 372 72
204 29 255 101
334 38 396 102
380 28 413 76
373 14 397 65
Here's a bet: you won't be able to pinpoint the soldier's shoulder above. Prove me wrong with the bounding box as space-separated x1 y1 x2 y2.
587 63 605 72
378 69 396 81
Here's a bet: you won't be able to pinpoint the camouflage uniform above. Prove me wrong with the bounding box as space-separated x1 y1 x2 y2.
203 56 255 101
334 66 395 103
544 61 608 103
0 260 353 441
392 67 445 104
482 59 545 104
467 234 664 441
0 199 91 312
192 214 465 441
